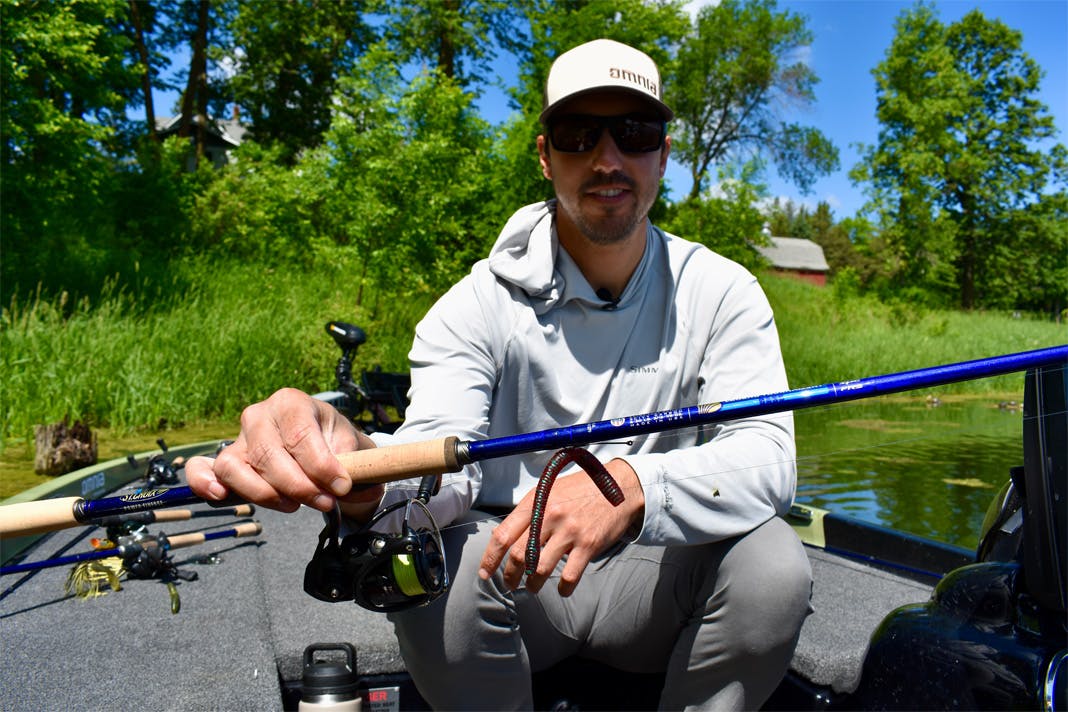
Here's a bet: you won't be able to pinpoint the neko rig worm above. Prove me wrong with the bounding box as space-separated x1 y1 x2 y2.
526 447 625 576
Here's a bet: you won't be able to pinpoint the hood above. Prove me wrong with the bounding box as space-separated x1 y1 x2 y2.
487 201 562 313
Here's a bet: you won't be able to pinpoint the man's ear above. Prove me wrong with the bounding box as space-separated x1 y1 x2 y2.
659 135 671 179
537 135 552 180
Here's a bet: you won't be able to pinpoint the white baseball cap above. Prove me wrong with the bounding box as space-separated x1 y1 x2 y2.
540 38 674 123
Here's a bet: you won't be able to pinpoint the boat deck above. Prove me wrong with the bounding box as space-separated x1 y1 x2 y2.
0 488 946 711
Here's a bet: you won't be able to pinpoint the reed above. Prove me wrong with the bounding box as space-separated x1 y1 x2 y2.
0 257 434 452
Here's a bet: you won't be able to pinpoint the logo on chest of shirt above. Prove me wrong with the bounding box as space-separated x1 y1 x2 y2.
628 365 659 375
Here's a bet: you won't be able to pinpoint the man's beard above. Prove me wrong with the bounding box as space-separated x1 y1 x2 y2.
565 171 650 245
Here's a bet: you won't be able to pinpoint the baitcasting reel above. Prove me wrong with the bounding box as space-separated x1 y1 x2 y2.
128 438 182 488
304 476 448 613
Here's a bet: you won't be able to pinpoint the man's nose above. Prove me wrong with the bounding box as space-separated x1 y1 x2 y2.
590 129 626 172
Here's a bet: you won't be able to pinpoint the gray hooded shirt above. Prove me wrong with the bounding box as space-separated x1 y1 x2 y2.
371 201 795 546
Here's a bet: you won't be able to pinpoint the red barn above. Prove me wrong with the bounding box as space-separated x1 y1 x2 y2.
754 236 830 287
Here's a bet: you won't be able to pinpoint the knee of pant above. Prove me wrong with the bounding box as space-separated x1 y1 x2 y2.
722 551 812 651
391 571 517 658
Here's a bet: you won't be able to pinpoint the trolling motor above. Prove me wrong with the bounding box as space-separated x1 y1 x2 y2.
304 475 448 613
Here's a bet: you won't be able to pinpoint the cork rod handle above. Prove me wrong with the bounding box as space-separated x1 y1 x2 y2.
0 497 83 537
336 436 463 484
167 522 263 549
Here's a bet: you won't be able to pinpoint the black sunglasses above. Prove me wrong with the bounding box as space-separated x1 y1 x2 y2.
548 113 666 154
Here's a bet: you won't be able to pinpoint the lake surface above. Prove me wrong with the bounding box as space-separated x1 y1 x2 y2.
793 395 1023 551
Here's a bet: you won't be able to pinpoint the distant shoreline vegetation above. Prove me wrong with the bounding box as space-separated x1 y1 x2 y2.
2 258 1062 450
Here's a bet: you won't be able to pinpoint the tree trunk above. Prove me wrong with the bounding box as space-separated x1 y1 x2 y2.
437 0 459 78
128 0 158 145
34 418 97 476
179 0 210 168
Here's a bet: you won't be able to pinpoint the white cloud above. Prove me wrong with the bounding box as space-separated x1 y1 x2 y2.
683 0 721 21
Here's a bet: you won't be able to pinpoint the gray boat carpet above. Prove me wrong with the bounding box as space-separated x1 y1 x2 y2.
793 546 934 693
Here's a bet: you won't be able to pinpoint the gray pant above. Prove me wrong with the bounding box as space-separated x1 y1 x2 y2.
389 512 813 711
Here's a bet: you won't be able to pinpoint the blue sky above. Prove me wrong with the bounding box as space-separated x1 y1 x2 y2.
742 0 1068 220
472 0 1067 220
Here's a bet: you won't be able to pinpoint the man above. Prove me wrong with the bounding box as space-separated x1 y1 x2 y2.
188 38 812 710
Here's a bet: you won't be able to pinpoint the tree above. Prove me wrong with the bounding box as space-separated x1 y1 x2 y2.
661 180 767 270
984 194 1067 317
127 0 161 143
0 0 144 300
375 0 525 86
225 0 371 163
667 0 839 200
852 4 1067 309
173 0 214 167
303 49 501 299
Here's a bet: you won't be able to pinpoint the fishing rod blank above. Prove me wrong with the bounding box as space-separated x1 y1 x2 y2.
335 344 1068 482
0 522 263 576
0 344 1064 537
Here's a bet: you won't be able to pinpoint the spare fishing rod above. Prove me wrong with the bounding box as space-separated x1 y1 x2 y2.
93 504 256 545
0 521 263 577
0 485 242 538
1 344 1064 538
91 503 255 528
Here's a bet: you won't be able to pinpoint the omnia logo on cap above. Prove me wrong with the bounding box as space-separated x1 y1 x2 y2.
609 67 658 95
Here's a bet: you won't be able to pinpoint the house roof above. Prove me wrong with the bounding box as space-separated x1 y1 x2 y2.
155 116 246 147
754 236 829 272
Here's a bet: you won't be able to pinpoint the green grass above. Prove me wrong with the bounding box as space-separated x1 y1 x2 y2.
1 260 1064 497
764 273 1066 393
0 255 435 450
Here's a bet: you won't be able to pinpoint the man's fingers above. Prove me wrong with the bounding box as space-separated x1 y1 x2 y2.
268 391 353 496
224 390 361 510
502 530 531 590
185 455 232 502
214 439 305 511
557 550 592 597
478 508 530 581
518 523 593 596
184 389 364 513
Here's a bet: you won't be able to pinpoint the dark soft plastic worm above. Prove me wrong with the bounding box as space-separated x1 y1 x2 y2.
525 448 625 576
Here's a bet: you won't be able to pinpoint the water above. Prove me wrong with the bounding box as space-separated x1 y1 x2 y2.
793 395 1024 551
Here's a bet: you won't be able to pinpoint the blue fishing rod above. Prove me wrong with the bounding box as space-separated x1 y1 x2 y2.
1 344 1064 537
0 521 263 576
337 343 1068 482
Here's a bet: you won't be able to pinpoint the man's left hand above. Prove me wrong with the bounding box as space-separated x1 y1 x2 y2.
477 458 645 597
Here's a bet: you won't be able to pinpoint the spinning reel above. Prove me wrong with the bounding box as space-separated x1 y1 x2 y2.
304 476 448 613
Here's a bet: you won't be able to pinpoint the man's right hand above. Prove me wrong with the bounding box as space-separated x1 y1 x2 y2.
185 388 384 517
